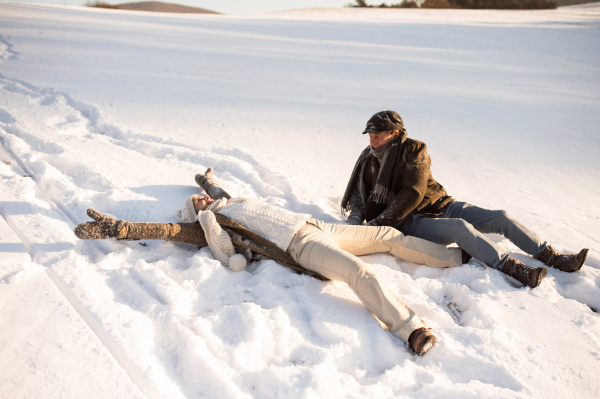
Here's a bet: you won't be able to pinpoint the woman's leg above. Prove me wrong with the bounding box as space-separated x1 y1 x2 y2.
195 167 232 200
287 223 426 343
310 219 462 268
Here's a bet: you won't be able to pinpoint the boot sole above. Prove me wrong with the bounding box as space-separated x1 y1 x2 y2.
575 248 590 272
530 267 548 288
416 335 438 356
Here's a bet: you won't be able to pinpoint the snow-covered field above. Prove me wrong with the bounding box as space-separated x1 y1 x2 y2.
1 3 599 398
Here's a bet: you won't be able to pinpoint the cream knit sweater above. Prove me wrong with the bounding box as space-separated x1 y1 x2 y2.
218 199 310 251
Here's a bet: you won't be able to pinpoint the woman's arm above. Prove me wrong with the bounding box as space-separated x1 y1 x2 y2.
74 209 328 281
75 209 208 246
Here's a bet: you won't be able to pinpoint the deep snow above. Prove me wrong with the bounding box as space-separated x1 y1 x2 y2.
0 3 599 399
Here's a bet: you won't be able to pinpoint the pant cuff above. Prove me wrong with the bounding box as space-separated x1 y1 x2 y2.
395 315 426 343
494 254 510 271
534 242 550 258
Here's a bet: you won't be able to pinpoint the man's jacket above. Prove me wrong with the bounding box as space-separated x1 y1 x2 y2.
342 132 453 227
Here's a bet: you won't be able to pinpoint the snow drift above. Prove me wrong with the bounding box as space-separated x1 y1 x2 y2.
0 3 599 398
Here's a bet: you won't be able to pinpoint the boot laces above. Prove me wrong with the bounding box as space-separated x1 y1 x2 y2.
549 253 573 266
520 264 533 279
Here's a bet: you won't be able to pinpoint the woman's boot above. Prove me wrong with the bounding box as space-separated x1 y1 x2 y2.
408 328 437 356
501 257 547 288
195 167 231 199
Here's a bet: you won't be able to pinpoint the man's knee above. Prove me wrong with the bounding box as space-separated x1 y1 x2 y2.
447 218 474 234
461 204 513 228
489 209 511 222
485 209 517 233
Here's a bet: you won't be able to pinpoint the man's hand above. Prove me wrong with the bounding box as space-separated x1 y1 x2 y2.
366 219 380 227
346 215 363 225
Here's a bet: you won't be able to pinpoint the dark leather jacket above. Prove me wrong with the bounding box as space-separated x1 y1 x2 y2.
349 137 453 227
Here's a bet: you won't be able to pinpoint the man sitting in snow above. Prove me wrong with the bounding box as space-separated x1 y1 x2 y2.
74 168 465 356
342 110 590 288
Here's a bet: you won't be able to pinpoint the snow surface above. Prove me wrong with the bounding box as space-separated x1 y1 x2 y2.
1 3 600 398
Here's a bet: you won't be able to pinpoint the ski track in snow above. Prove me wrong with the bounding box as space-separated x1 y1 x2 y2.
0 70 332 220
1 7 600 399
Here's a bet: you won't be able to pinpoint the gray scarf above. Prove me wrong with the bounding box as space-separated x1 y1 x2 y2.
370 139 396 204
341 129 407 214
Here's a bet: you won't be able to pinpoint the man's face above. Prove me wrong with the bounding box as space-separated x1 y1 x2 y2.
192 195 215 212
369 130 398 149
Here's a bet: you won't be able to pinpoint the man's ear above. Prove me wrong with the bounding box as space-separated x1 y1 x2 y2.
392 130 400 137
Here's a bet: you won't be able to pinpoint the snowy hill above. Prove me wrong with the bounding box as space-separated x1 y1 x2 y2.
115 1 220 14
556 0 598 6
0 3 599 398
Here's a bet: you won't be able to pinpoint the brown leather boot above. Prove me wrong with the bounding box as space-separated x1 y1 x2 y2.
501 257 547 288
408 328 437 356
536 245 589 272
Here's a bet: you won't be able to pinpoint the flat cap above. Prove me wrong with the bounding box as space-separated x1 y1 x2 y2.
362 110 404 134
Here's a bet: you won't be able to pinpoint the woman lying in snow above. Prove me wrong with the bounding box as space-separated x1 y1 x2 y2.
75 168 472 356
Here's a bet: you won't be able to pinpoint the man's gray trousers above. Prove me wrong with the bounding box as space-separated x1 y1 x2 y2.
396 201 548 270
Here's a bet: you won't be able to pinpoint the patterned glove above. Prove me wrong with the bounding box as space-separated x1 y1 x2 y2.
365 219 380 227
74 209 123 239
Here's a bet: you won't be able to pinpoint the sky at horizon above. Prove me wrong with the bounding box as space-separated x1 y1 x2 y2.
1 0 355 14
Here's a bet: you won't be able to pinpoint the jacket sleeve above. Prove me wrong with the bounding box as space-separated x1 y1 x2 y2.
373 142 431 226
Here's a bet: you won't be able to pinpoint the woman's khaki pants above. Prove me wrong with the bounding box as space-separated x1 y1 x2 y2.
287 219 462 343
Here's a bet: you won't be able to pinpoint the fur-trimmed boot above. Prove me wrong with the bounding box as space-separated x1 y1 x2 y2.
536 245 589 272
74 209 208 247
194 167 231 199
501 257 547 288
408 328 437 356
